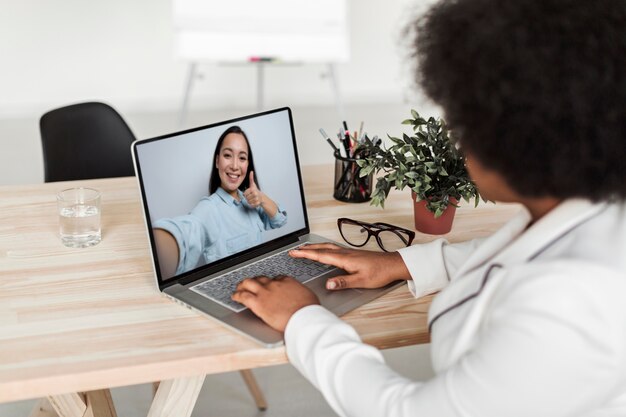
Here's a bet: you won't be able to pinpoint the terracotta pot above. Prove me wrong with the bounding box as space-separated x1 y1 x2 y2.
411 193 457 235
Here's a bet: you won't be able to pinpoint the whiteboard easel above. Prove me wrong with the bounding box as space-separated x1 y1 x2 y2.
173 0 350 125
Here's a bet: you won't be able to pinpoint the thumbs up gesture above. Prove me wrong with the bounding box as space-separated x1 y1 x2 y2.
243 171 264 208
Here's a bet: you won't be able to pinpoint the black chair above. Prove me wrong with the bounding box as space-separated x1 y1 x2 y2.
40 102 136 182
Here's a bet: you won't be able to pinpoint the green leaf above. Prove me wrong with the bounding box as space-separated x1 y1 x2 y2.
359 165 374 177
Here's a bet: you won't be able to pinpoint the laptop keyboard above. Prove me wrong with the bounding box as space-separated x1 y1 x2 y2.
190 245 334 312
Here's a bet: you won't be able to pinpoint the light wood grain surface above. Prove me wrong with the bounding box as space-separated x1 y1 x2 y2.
0 165 522 403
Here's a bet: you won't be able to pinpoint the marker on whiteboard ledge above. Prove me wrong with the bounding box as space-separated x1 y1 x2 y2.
249 56 277 63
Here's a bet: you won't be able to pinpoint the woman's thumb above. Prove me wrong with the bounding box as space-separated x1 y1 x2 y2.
326 275 357 290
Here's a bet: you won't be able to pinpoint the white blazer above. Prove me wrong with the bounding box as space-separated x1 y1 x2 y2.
285 199 626 417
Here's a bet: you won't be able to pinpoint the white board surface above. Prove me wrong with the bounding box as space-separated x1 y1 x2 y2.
173 0 349 62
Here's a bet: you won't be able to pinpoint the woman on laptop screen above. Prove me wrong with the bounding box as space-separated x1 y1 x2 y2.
153 125 287 278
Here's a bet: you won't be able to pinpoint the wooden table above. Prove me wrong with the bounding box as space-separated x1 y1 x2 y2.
0 165 521 416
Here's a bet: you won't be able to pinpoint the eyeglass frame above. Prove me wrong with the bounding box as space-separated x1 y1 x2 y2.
337 217 416 252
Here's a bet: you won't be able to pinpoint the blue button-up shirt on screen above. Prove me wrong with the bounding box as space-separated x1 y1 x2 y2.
153 187 287 275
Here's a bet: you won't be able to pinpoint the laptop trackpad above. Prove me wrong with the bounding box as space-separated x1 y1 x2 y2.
306 276 362 310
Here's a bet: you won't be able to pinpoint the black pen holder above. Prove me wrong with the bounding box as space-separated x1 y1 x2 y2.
333 152 373 203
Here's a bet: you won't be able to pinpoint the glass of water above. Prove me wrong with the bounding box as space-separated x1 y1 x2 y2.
56 187 101 248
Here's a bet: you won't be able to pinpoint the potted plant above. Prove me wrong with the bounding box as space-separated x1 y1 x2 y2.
356 110 480 234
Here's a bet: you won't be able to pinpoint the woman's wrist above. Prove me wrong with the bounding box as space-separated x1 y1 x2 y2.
387 252 412 281
258 192 267 208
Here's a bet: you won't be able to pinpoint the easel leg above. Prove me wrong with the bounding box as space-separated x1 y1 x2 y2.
327 63 345 121
179 62 198 128
256 63 265 112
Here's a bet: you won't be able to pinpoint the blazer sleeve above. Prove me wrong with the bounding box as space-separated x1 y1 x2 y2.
397 238 485 298
285 262 626 417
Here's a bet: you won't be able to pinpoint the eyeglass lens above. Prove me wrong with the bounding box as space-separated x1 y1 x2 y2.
376 229 411 252
339 220 412 252
339 221 370 246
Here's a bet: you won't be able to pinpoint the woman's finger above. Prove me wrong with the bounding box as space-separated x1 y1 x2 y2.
253 276 271 284
236 277 264 294
231 290 257 308
289 248 346 268
297 243 343 251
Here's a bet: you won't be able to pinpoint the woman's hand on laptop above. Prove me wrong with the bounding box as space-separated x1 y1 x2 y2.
232 276 320 332
289 243 411 290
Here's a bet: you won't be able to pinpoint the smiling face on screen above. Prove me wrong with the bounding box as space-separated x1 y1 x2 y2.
216 133 250 198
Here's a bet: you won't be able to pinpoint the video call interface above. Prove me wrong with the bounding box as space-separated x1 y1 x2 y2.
135 109 307 281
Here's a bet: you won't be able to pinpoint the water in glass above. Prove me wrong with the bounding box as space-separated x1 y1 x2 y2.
57 187 101 248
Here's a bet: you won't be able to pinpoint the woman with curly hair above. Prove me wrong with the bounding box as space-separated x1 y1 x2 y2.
233 1 626 415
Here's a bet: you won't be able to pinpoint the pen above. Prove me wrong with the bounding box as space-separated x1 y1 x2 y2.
339 127 351 157
326 138 339 153
342 121 353 157
319 128 339 153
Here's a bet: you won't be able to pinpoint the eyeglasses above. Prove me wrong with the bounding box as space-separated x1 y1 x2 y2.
337 218 415 252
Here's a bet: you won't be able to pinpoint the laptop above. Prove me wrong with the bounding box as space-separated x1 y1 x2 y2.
132 107 401 347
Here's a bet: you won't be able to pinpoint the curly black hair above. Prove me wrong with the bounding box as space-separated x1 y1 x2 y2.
412 0 626 200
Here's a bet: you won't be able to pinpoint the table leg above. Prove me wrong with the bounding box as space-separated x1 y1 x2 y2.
147 375 206 417
46 393 85 417
152 382 160 398
83 390 117 417
29 398 58 417
46 390 117 417
239 370 267 410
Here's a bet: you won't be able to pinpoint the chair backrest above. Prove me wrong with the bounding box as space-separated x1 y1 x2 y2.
40 102 136 182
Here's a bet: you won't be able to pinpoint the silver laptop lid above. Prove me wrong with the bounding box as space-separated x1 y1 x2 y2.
132 108 310 291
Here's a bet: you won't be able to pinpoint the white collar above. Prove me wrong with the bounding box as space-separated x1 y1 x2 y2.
453 199 606 278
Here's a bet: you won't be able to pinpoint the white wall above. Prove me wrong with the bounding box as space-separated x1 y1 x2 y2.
0 0 439 186
0 0 433 117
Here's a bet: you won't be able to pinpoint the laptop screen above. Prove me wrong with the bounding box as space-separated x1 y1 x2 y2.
133 108 309 285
